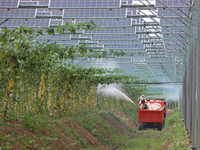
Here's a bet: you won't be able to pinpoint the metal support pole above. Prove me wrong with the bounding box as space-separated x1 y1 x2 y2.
196 0 200 149
179 85 182 112
191 42 196 148
186 52 192 138
190 53 193 139
196 0 200 148
182 74 186 120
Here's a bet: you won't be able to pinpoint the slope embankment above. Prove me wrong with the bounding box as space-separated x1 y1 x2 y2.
0 108 190 150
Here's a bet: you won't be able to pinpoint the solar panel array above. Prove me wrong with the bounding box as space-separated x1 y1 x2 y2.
0 0 192 83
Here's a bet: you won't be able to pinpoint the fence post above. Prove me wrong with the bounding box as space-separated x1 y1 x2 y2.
196 0 200 148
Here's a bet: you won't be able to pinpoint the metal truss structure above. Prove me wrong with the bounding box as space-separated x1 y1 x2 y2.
0 0 193 83
1 0 200 148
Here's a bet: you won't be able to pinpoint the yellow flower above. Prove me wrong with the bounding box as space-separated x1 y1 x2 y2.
8 85 12 91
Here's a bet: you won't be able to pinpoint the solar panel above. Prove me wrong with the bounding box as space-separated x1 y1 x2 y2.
19 0 50 7
47 40 79 45
63 9 126 19
0 9 36 19
99 40 141 44
50 0 120 8
160 18 186 26
84 27 135 34
0 0 191 83
0 19 8 25
156 0 188 7
36 9 63 18
162 27 186 32
36 34 71 40
0 0 19 8
92 35 139 40
104 44 144 49
50 19 63 26
163 34 184 39
75 18 132 27
0 19 50 27
158 8 188 17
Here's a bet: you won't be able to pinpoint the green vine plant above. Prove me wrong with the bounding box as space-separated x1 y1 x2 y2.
0 21 146 121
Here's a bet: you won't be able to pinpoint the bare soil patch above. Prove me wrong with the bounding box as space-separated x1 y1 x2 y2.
62 120 105 150
113 110 138 130
166 109 174 116
0 110 136 149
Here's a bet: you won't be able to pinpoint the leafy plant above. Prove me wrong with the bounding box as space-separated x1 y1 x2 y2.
0 22 145 123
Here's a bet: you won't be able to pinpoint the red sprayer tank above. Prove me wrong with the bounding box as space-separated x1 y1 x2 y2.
138 99 167 131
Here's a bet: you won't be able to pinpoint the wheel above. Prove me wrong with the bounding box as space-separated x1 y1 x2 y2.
143 124 146 129
139 122 143 130
157 123 163 131
164 111 166 117
163 119 165 127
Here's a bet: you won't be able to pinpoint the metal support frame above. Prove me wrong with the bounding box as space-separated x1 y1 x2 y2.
180 0 198 148
196 0 200 149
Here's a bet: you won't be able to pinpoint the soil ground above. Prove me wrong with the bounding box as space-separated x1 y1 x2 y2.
0 109 190 150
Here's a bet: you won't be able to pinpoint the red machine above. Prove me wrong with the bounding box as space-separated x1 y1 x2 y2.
138 99 167 131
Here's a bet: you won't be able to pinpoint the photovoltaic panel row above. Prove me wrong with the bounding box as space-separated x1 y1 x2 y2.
75 18 132 27
50 0 120 8
158 8 189 17
104 44 144 49
36 34 71 40
84 27 135 34
63 9 126 18
19 0 50 6
47 40 79 45
165 41 184 45
156 0 189 7
50 19 63 26
0 19 50 27
160 18 187 26
0 0 19 8
163 34 185 39
0 19 7 24
0 9 36 18
99 40 141 44
92 35 139 40
36 9 63 18
162 27 186 32
115 50 145 53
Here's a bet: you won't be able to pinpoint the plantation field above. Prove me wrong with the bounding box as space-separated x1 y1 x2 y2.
0 24 190 150
0 107 190 149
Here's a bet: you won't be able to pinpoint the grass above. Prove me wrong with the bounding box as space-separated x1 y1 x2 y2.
119 107 191 150
0 107 191 150
119 105 138 123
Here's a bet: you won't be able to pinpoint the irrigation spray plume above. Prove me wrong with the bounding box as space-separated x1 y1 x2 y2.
97 84 136 105
162 84 181 101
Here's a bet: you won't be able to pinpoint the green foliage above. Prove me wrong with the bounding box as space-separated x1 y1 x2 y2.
122 84 148 103
22 137 36 149
165 108 182 126
66 128 89 148
57 123 90 148
169 143 190 150
0 21 145 123
39 136 57 145
0 144 13 149
119 105 138 123
77 113 116 147
22 113 37 132
167 100 178 109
